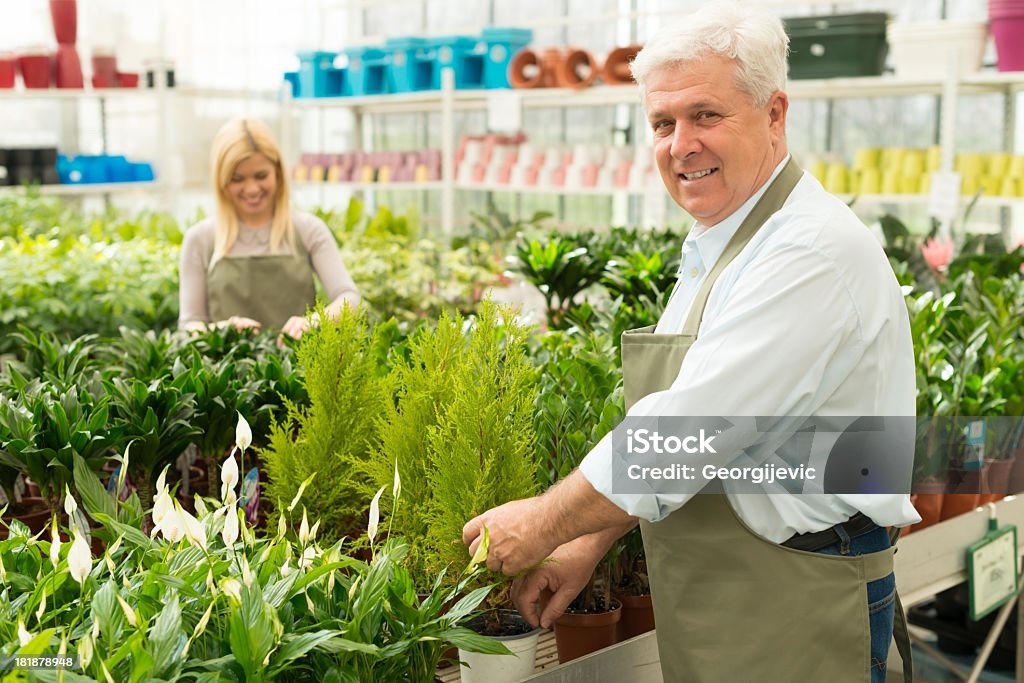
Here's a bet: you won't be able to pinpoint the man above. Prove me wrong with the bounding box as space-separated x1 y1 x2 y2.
463 4 920 682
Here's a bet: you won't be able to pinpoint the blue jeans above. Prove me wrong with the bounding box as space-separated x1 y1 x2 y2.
813 525 895 683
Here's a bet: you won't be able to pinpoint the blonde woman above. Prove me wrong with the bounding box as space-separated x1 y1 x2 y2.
178 118 359 339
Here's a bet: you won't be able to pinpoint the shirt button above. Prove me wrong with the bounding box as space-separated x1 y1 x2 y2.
690 267 700 278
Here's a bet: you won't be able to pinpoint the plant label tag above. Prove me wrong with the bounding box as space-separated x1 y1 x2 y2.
963 420 986 469
486 91 522 133
927 171 961 225
968 522 1018 621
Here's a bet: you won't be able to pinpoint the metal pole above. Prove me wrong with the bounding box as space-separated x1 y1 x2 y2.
440 67 455 235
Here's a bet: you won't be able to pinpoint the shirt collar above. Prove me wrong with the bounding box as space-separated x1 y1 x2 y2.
682 155 791 271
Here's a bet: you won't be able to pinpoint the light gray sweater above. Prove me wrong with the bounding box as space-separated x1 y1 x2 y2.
178 211 359 328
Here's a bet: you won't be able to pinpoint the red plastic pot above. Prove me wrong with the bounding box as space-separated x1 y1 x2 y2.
992 17 1024 71
55 44 84 88
19 52 52 88
91 50 117 86
49 0 78 45
0 56 15 88
117 71 139 88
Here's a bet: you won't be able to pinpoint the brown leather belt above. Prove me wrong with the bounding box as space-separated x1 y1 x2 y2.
781 512 880 552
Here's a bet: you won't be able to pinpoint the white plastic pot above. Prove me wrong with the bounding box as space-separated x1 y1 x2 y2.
458 627 541 683
888 20 988 79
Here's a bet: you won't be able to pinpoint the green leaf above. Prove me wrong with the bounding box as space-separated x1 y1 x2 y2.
267 630 342 675
436 628 513 655
74 453 116 522
148 595 184 677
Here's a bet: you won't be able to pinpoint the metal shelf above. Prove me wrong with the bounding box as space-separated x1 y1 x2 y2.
0 87 276 102
0 181 162 196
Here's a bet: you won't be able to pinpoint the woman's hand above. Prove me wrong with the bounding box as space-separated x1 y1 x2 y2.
222 316 261 332
280 313 320 343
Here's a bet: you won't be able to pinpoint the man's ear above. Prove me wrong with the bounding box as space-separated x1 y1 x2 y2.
768 91 789 137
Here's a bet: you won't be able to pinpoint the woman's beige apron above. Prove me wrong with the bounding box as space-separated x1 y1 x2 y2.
622 159 912 682
207 235 316 330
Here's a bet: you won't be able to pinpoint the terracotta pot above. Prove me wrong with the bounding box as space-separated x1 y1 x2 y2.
941 467 984 520
553 599 621 663
1005 447 1024 493
508 48 546 88
601 44 641 84
555 47 597 89
1 497 52 537
613 592 655 640
979 458 1014 504
909 491 944 532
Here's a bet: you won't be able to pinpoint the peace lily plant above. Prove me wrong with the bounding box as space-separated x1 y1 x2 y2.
0 414 507 682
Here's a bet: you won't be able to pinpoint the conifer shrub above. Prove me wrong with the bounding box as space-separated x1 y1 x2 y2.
261 305 394 538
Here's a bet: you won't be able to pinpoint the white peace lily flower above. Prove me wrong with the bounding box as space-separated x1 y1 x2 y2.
308 520 320 544
241 557 254 586
152 486 174 529
36 588 47 622
156 500 185 544
68 532 92 586
194 602 214 637
297 546 318 570
221 578 242 603
393 460 401 500
235 412 252 452
298 508 310 546
0 554 7 581
17 619 31 647
49 519 61 568
177 502 207 551
220 454 239 502
222 504 239 547
91 618 100 640
367 486 385 545
155 466 169 495
116 594 137 627
193 495 209 518
277 513 287 540
279 560 292 578
104 553 116 575
79 634 94 668
63 485 78 518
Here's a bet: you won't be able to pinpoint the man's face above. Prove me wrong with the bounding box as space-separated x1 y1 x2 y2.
645 56 788 227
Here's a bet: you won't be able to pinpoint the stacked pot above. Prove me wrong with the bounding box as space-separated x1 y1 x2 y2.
51 0 84 88
990 0 1024 70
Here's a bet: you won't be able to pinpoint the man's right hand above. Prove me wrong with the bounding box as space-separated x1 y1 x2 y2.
511 535 608 630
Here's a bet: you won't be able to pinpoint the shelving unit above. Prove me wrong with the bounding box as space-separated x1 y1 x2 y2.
0 180 161 196
283 69 1024 236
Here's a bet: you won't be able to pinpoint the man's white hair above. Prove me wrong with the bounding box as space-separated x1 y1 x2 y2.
631 2 789 107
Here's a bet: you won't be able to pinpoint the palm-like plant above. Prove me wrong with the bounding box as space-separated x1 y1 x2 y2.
105 376 200 511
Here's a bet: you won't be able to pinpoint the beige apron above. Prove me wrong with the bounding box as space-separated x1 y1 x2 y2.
207 233 316 330
622 160 913 682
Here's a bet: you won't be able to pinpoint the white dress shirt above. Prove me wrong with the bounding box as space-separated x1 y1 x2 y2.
579 158 922 542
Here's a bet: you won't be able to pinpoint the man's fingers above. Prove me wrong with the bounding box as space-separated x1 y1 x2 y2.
467 535 480 558
512 574 552 628
539 585 580 630
462 515 483 546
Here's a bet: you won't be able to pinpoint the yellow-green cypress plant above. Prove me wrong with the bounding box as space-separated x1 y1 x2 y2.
262 304 394 539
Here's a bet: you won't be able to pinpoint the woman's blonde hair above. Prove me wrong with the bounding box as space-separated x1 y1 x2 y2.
209 117 294 266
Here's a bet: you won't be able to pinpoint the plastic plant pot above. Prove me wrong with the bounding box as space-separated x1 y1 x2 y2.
49 0 77 45
116 72 139 88
0 55 15 88
19 51 53 89
481 26 532 88
55 44 84 88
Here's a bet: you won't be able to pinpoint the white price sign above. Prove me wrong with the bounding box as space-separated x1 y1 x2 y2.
927 171 962 225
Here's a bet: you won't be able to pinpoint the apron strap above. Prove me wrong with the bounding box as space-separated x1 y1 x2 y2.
681 158 804 336
888 526 915 682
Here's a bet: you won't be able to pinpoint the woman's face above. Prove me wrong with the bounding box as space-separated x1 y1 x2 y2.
228 153 278 225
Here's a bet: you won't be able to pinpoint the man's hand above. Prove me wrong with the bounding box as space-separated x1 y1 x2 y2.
462 498 558 576
512 536 608 629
